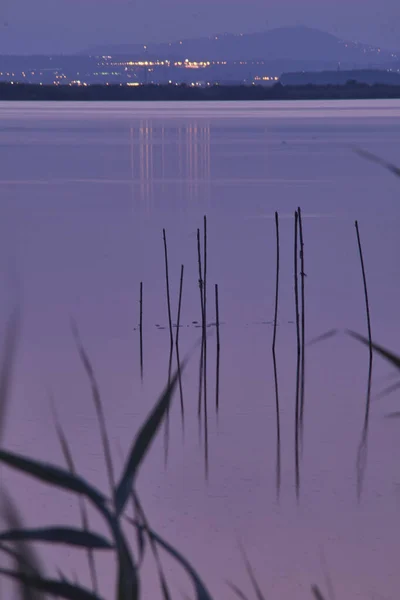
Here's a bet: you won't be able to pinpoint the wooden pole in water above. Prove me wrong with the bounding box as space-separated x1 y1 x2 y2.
298 207 306 452
197 228 204 427
176 264 185 431
203 215 209 479
294 210 301 500
272 211 281 499
355 219 373 500
163 228 174 350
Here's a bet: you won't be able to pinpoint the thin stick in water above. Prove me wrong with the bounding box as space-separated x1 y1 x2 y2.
298 206 306 452
272 211 281 499
176 264 185 432
197 228 204 435
215 283 221 415
203 215 209 479
139 281 143 381
294 210 301 500
163 228 174 349
355 219 373 500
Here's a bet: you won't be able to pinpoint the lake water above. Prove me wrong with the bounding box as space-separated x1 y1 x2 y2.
1 100 400 599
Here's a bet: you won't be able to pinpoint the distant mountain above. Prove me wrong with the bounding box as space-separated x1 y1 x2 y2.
83 26 398 67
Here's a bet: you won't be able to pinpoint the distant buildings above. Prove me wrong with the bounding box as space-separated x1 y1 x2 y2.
280 69 400 86
0 54 281 86
0 53 399 88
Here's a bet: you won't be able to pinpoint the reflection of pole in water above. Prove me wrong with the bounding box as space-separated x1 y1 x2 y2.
187 123 211 203
193 124 198 190
139 120 154 213
139 281 143 381
163 228 174 468
161 126 165 196
130 127 134 179
215 284 221 416
139 121 145 210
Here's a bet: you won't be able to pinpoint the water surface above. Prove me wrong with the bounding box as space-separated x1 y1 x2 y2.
0 100 400 599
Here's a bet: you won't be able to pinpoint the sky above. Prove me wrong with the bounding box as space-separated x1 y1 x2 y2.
0 0 399 54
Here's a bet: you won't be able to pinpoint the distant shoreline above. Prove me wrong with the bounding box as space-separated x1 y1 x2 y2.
1 82 400 101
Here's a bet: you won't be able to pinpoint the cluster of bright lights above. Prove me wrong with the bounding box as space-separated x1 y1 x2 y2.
254 76 280 81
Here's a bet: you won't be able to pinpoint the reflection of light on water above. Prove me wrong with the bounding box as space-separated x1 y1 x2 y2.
129 120 211 212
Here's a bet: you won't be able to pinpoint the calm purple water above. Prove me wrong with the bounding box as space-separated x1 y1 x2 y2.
1 100 400 599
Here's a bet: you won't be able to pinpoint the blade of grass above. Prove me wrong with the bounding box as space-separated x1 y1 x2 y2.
71 321 115 503
129 519 214 600
226 581 250 600
376 380 400 401
1 489 45 600
0 542 42 576
307 330 337 347
0 449 106 508
0 527 114 549
115 441 147 569
131 492 172 600
51 399 98 593
0 444 138 599
311 585 326 600
319 547 335 600
0 569 104 600
347 331 400 370
115 366 182 516
239 543 266 600
68 328 138 599
353 147 400 178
